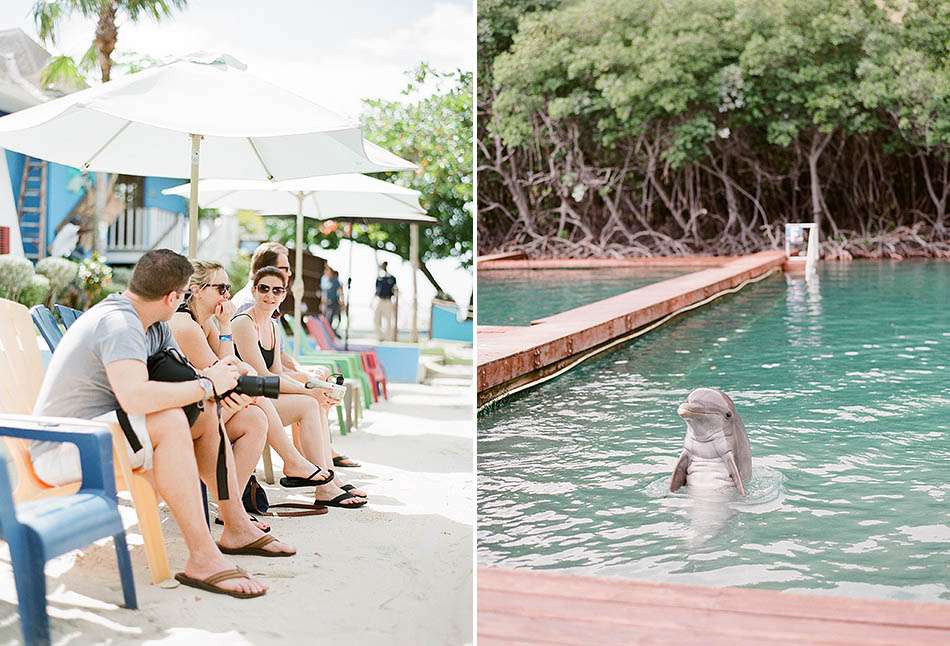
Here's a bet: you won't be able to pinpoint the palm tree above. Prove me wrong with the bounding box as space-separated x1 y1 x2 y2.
31 0 186 254
33 0 187 83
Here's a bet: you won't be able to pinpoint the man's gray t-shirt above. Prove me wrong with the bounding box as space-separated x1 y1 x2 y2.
31 293 177 459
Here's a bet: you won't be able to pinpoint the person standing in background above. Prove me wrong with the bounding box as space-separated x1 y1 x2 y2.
321 265 343 331
373 261 397 341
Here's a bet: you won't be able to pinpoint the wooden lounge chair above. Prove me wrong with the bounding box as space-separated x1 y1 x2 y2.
0 298 170 584
0 416 137 645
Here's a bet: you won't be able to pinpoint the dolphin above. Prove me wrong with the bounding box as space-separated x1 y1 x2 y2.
670 388 752 495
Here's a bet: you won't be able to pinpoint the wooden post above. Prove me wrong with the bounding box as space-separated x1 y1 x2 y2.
410 223 419 343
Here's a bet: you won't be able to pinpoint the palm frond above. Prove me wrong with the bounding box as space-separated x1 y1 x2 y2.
39 54 87 89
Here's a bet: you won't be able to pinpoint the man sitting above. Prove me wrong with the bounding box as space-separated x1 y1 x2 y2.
31 249 294 599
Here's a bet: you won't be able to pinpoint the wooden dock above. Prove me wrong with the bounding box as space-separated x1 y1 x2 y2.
479 568 950 645
477 250 786 407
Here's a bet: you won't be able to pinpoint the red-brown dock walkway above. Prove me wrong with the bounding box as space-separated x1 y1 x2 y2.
477 251 786 407
479 567 950 645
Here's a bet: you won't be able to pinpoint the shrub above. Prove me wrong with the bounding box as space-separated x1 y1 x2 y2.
0 256 36 301
228 253 251 291
111 267 133 289
17 273 50 307
36 257 79 305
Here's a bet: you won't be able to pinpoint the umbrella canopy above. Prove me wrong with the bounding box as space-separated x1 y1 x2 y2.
162 173 429 221
0 52 415 256
164 174 435 353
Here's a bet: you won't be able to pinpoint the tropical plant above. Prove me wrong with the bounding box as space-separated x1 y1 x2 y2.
33 0 186 85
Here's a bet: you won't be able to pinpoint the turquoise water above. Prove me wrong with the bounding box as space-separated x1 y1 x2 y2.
477 267 694 326
478 261 950 602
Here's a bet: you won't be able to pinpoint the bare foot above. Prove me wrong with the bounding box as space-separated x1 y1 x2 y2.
282 458 330 482
314 481 365 506
183 553 267 596
219 521 296 555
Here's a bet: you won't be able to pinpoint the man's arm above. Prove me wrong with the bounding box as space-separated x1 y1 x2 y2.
105 359 240 417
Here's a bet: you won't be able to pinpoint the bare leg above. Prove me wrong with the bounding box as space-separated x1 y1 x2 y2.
253 398 325 480
283 369 347 462
145 408 266 595
191 406 295 554
223 405 268 489
274 394 364 505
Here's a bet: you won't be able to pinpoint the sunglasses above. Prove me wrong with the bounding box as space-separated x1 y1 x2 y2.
256 284 287 296
276 265 293 277
204 283 231 296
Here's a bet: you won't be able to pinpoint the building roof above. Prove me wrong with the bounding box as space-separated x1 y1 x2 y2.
0 27 85 113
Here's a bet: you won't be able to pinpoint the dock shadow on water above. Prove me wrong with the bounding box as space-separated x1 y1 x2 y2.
644 466 786 548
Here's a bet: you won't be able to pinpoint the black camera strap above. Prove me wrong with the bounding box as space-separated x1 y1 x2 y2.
211 389 230 501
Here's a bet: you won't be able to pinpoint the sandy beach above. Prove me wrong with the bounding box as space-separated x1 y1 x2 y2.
0 381 474 645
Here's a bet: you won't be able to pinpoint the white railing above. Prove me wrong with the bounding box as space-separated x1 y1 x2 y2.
106 207 186 255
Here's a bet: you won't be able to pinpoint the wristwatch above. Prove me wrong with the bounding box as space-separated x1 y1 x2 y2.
197 376 214 400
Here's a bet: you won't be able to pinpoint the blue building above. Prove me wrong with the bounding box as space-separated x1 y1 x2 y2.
0 28 188 264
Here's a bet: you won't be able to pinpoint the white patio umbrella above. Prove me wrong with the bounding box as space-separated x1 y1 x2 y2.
0 52 415 257
164 174 436 353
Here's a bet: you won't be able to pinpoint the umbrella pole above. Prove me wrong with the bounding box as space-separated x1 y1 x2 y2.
188 134 201 258
410 223 419 343
292 192 305 358
344 225 353 351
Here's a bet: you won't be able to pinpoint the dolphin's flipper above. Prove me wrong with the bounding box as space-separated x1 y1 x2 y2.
670 451 691 492
723 452 747 496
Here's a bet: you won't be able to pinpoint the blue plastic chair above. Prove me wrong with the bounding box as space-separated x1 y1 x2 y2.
54 304 82 329
29 306 63 352
0 416 137 645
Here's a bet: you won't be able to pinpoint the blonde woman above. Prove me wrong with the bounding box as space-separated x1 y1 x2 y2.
171 261 337 519
232 266 366 508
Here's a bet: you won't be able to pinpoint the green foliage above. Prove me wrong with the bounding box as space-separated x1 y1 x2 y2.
227 253 251 292
17 274 51 308
267 65 473 273
0 256 36 301
479 0 950 255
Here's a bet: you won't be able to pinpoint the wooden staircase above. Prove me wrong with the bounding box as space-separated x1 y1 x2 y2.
17 157 47 260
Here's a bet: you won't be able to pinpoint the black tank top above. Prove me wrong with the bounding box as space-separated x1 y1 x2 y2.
232 312 277 368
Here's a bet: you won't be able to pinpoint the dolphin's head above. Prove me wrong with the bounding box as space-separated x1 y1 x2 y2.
677 388 739 442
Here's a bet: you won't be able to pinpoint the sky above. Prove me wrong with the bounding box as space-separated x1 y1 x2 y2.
0 0 474 119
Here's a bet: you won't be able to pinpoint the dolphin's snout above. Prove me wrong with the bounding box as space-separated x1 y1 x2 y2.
677 402 707 418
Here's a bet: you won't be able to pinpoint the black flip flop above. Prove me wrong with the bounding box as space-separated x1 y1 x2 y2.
279 468 334 488
314 492 367 508
341 484 367 498
332 455 361 468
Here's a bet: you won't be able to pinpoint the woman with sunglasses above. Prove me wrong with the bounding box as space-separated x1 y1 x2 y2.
232 266 366 508
171 262 338 522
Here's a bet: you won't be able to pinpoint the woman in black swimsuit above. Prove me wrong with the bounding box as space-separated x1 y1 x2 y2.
172 261 335 509
170 260 296 553
232 266 366 508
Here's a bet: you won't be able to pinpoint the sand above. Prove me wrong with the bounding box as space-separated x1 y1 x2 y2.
0 381 474 645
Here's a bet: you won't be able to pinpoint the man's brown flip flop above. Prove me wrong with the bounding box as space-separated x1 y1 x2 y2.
174 567 265 599
217 534 296 557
